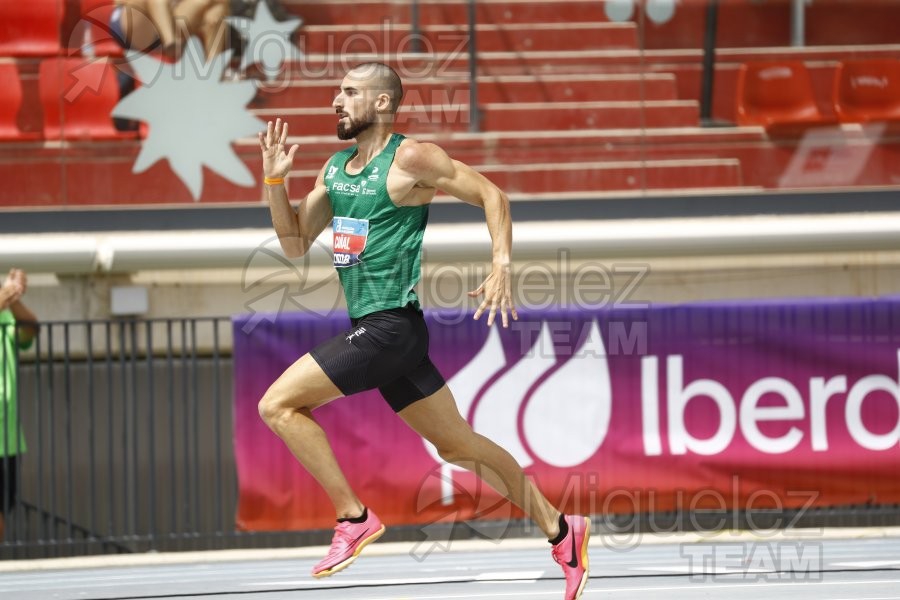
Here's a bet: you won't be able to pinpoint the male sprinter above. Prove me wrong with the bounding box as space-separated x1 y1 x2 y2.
257 62 590 599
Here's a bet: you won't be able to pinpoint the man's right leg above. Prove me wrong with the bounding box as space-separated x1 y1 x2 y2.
259 350 387 578
257 352 363 520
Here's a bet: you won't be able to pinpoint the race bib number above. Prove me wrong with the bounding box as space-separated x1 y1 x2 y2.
332 217 369 267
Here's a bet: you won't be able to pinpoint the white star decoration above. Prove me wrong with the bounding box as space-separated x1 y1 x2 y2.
227 1 302 81
111 38 265 200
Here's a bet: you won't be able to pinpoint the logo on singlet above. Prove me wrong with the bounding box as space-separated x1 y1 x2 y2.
368 166 380 181
325 165 339 180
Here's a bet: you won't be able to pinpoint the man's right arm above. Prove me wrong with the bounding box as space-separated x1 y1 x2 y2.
265 168 332 258
259 118 333 258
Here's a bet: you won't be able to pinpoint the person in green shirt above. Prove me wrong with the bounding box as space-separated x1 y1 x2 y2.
257 63 590 599
0 268 37 540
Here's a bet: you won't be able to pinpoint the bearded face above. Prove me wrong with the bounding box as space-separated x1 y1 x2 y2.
336 105 376 140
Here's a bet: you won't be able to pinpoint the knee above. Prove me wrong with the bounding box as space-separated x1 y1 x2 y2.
435 438 476 466
258 392 291 429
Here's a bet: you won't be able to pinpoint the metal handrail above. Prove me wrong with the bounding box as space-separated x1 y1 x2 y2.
468 0 480 132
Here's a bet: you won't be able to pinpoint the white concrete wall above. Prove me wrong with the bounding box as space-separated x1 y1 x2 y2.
6 213 900 353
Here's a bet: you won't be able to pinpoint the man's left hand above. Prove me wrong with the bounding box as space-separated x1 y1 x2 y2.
469 265 518 328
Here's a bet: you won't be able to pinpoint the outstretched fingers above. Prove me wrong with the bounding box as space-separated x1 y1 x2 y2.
265 119 275 148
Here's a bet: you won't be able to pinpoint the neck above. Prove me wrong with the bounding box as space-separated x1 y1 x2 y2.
354 126 393 163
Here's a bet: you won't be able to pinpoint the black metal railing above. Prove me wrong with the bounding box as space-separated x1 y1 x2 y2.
0 318 241 559
467 0 480 132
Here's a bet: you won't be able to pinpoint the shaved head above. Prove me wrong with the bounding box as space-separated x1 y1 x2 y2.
347 62 404 113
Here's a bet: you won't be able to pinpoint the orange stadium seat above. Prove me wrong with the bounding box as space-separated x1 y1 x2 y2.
833 59 900 124
39 57 135 140
735 61 835 131
0 0 63 57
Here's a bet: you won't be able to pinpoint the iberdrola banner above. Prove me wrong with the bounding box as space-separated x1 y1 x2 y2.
232 298 900 531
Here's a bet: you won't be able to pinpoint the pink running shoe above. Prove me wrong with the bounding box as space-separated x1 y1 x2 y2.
311 508 386 578
551 515 591 599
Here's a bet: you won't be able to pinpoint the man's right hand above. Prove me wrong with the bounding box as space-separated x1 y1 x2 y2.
259 118 300 180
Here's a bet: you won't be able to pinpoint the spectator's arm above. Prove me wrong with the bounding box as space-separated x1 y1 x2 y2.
10 300 38 348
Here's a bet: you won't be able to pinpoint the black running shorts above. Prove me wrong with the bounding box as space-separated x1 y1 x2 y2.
310 304 447 412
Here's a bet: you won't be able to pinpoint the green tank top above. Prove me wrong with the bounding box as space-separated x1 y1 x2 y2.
324 133 430 319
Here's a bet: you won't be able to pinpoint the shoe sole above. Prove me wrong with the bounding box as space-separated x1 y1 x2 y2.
312 524 386 578
575 517 591 599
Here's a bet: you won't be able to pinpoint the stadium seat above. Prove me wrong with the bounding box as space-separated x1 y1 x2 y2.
0 64 25 140
735 61 835 131
833 59 900 124
0 0 64 57
0 63 41 141
38 57 136 140
79 0 125 57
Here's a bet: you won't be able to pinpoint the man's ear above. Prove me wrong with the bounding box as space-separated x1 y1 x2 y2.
376 92 392 112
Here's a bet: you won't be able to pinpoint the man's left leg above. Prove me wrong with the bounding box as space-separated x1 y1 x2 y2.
398 384 560 537
398 385 590 599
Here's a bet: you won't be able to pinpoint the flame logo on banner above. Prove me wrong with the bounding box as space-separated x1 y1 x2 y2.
423 320 613 504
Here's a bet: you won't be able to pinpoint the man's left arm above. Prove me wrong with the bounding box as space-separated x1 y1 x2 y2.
395 142 518 327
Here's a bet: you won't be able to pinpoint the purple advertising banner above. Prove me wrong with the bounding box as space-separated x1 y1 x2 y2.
233 298 900 531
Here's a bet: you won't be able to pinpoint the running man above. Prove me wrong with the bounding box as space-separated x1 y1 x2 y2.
257 62 590 599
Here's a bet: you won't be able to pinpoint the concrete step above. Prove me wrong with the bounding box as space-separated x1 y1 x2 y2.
255 73 679 108
258 100 701 136
296 22 637 55
282 0 612 26
281 45 900 80
6 128 898 207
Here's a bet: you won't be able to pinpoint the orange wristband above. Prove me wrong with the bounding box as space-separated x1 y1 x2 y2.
264 177 285 186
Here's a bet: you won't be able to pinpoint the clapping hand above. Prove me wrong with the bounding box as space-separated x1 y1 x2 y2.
0 268 26 309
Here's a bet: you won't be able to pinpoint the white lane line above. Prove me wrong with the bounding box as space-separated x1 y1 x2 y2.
474 570 544 581
831 561 900 568
362 593 560 600
629 565 774 574
241 576 900 590
244 570 543 587
244 575 477 587
299 587 900 600
595 579 900 593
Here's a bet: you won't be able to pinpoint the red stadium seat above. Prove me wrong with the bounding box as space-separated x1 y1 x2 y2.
0 63 41 141
833 59 900 123
735 61 835 132
38 57 136 140
79 0 125 57
0 64 25 140
0 0 64 57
